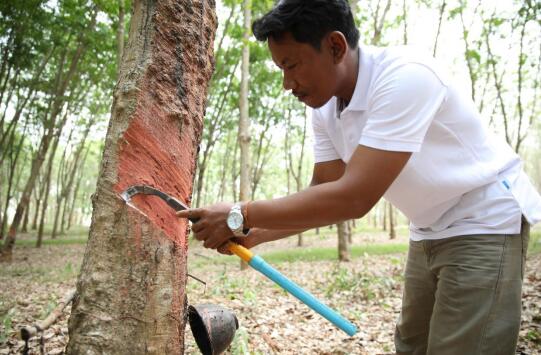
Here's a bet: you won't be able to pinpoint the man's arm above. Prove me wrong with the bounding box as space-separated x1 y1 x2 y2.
262 157 347 238
245 145 410 229
180 146 410 249
232 159 347 250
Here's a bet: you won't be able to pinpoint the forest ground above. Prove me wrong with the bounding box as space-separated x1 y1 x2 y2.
0 226 540 354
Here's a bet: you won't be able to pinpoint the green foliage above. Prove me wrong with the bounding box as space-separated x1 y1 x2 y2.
1 0 540 257
230 326 251 355
15 237 88 247
466 49 481 63
212 269 257 301
529 230 541 255
40 297 57 319
526 329 541 344
0 0 118 242
323 264 401 301
261 243 408 264
0 308 16 343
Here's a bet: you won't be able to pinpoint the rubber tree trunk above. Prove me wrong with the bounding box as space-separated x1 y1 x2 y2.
388 202 396 239
37 135 61 248
239 0 251 207
337 221 350 262
238 0 251 270
66 1 216 354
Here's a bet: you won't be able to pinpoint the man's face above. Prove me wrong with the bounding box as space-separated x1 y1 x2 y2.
268 33 338 108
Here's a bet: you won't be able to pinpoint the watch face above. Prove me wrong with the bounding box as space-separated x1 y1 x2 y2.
227 212 243 230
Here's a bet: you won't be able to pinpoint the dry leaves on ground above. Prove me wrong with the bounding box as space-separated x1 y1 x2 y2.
0 240 540 354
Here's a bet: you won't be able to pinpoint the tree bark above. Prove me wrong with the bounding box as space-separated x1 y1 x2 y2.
66 0 216 354
67 146 91 230
31 176 44 231
239 0 251 204
21 206 29 233
51 128 74 239
60 122 92 234
337 222 350 262
36 148 53 248
380 201 386 231
238 0 251 270
0 125 27 240
348 220 353 243
388 202 396 239
36 105 73 246
433 0 446 57
370 0 391 45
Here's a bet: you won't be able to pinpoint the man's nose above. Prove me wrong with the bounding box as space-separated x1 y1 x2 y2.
283 72 296 91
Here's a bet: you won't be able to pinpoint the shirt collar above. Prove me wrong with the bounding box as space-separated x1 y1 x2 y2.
341 45 371 113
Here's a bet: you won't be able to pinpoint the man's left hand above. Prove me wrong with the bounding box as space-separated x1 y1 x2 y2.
176 202 235 249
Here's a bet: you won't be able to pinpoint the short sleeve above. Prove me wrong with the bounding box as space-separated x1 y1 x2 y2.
311 109 340 163
359 63 447 152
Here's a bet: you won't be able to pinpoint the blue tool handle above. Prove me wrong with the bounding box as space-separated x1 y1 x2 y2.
248 255 358 336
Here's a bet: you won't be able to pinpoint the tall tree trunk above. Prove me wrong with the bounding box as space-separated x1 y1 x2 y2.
0 46 55 161
239 0 251 203
0 126 27 240
295 108 307 247
21 207 29 233
66 1 216 353
218 133 233 201
36 178 50 248
37 134 62 248
433 0 447 57
31 178 44 230
382 201 387 231
60 123 92 234
388 202 396 239
370 0 392 45
67 146 91 230
193 58 239 207
348 220 353 243
51 129 74 239
0 180 3 239
337 222 350 262
238 0 251 270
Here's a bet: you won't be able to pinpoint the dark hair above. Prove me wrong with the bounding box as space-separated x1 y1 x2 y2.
252 0 359 50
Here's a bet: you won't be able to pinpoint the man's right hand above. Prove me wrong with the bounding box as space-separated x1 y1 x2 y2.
216 227 308 255
216 228 267 255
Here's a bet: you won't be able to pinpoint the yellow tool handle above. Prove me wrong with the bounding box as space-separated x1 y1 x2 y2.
226 241 254 262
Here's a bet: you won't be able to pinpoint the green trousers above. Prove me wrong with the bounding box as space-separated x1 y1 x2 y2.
395 218 530 355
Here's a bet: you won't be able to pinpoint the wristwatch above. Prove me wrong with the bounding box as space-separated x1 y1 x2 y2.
227 203 249 237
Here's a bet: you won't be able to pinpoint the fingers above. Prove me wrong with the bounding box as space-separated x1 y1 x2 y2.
176 208 204 221
179 204 234 251
191 221 206 234
217 242 233 255
200 229 234 249
175 210 189 218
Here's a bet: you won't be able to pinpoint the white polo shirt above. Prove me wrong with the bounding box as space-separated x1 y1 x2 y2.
312 45 541 240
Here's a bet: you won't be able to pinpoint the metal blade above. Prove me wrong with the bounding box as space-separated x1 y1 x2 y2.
120 185 189 212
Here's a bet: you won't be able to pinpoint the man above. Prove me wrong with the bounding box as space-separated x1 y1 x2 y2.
177 1 541 354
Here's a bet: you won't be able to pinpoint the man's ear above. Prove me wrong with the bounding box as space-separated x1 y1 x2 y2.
326 31 348 64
